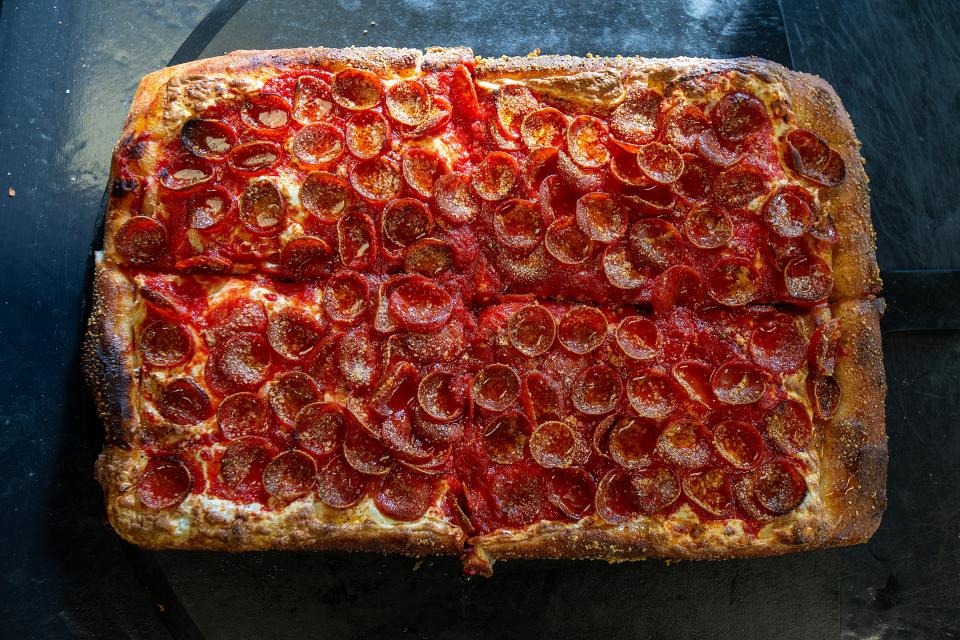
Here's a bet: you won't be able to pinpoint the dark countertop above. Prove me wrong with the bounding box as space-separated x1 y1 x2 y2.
0 1 957 638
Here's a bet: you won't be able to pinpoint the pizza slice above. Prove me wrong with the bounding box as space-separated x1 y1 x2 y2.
87 46 886 575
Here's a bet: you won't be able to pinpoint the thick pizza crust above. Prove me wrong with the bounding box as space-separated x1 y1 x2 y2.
90 47 886 572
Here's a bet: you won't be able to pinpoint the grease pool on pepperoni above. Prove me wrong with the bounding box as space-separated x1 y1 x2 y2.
300 171 351 222
292 123 345 166
139 319 192 368
626 370 679 420
345 110 389 159
405 238 455 278
331 68 383 111
628 218 683 271
685 204 733 249
209 332 273 392
713 165 769 208
661 103 709 152
674 153 716 201
602 243 647 290
217 392 268 440
595 469 641 524
682 467 733 516
159 154 213 191
522 372 563 423
402 147 445 199
572 365 622 416
529 420 578 469
520 107 568 150
185 186 234 231
267 307 322 361
337 211 377 268
382 198 433 249
138 460 192 511
343 425 393 476
710 91 769 143
575 192 625 243
115 216 167 265
371 361 419 417
711 360 765 405
472 363 521 413
350 156 403 203
238 181 286 235
281 236 334 280
608 417 658 470
656 418 711 468
472 152 518 201
157 378 212 425
494 199 546 254
712 420 764 470
749 313 808 373
324 270 369 324
218 437 272 497
292 75 334 124
706 256 760 307
548 467 596 520
765 399 813 455
557 306 608 355
241 93 290 130
267 371 320 425
636 142 684 185
545 217 594 265
651 265 704 314
495 84 538 138
317 454 370 508
784 255 834 301
672 360 714 405
434 173 480 224
387 276 453 333
753 459 808 514
484 412 529 464
181 118 236 159
227 141 281 174
508 304 556 357
295 402 349 458
417 370 466 423
763 185 814 239
784 129 846 187
610 87 661 148
263 450 317 501
385 79 430 127
374 467 438 521
616 316 659 360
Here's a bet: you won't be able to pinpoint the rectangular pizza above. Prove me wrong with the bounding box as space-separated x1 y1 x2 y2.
85 46 886 575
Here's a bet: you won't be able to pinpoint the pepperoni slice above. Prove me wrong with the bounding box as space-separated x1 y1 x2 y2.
651 265 704 314
495 84 538 137
656 419 711 468
401 95 452 139
488 115 520 150
138 460 191 510
472 152 518 201
115 216 166 264
293 75 334 123
381 409 446 464
402 147 445 199
417 370 466 422
350 157 403 203
412 406 465 445
695 129 746 168
763 186 814 238
491 470 548 526
711 360 765 405
672 360 713 404
331 68 382 111
181 118 236 159
674 153 716 201
388 276 453 332
523 372 563 423
713 165 768 207
218 438 272 496
810 318 841 376
385 79 430 126
557 306 607 354
711 92 769 142
545 217 594 265
749 313 808 373
238 181 285 235
159 155 213 191
158 378 212 425
280 236 333 280
609 150 649 186
636 142 684 185
520 107 568 149
626 370 679 419
572 365 622 415
217 392 268 439
449 64 480 118
575 192 625 243
337 327 378 387
548 467 596 520
185 186 234 230
483 412 529 464
241 93 290 130
268 371 320 425
374 467 437 521
784 256 834 301
405 238 453 277
263 450 316 501
472 363 521 413
292 123 345 165
227 141 281 173
493 199 545 253
530 420 577 469
323 270 368 324
343 425 394 475
610 87 661 147
765 399 813 455
661 104 709 152
608 417 658 469
337 211 377 268
174 256 232 275
566 115 610 168
713 420 764 470
294 402 348 457
784 129 846 187
266 308 321 362
683 468 732 516
595 469 642 524
317 454 370 508
754 459 807 514
684 204 733 249
207 299 267 336
602 243 647 290
139 320 191 368
300 171 351 221
628 218 683 270
707 257 760 306
434 173 480 223
367 360 416 417
381 198 433 249
507 304 556 357
209 332 272 392
632 465 681 514
812 375 841 420
345 110 389 159
621 183 676 215
557 148 604 193
616 316 658 360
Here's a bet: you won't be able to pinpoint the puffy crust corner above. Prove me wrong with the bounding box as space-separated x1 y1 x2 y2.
822 297 887 544
779 69 880 300
83 260 139 447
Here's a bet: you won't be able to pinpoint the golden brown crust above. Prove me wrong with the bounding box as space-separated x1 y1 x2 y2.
83 258 139 447
821 297 888 542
